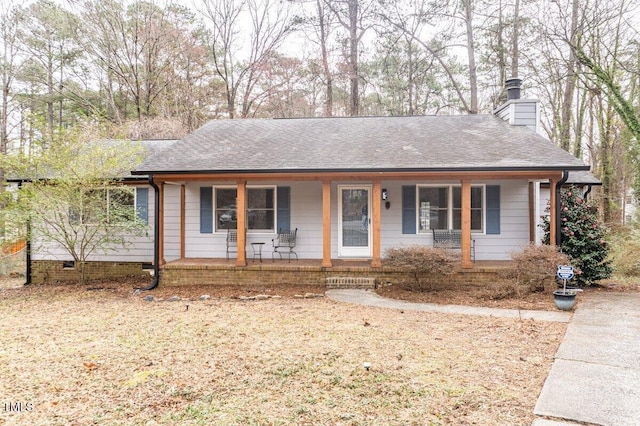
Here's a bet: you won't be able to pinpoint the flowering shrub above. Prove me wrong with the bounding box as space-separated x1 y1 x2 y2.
541 186 612 286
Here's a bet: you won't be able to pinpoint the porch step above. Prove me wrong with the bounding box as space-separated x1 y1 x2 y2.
325 276 376 289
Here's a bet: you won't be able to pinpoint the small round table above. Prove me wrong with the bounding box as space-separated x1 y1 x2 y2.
251 242 265 263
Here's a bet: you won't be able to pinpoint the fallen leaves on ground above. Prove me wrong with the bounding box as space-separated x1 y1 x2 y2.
0 281 567 425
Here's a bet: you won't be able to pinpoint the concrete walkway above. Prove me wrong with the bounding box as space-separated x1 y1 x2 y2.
326 289 640 425
325 288 572 322
533 291 640 426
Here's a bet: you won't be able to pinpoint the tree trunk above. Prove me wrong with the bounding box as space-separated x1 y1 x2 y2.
559 0 579 152
317 0 333 117
463 0 478 114
348 0 359 116
511 0 520 78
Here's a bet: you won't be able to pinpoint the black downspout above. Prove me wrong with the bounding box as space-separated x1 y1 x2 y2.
555 170 570 247
25 219 31 285
583 184 593 201
18 181 31 285
137 174 160 291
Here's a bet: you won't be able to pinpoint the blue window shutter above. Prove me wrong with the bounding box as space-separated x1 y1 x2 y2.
200 187 213 233
136 187 149 224
486 185 500 234
276 186 290 232
402 185 416 234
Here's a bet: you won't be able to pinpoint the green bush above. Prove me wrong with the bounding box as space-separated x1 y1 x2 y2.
608 225 640 276
501 244 572 294
541 186 612 286
383 245 458 291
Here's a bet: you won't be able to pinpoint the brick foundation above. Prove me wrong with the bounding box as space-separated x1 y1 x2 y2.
30 259 507 287
160 262 505 288
30 260 150 284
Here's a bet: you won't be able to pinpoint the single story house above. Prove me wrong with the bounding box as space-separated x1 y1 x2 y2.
26 81 591 287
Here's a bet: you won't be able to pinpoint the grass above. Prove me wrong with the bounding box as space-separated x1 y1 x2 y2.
0 283 565 425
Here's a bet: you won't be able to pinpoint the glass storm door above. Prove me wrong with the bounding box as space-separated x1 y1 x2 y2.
338 186 372 258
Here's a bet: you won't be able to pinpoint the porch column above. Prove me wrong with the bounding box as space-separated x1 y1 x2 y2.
180 184 186 259
528 182 535 243
461 180 472 269
159 182 165 265
371 181 382 267
549 178 557 246
321 180 332 268
236 180 247 266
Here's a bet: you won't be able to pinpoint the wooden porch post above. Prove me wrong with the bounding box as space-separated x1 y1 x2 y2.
549 179 557 246
236 181 247 266
180 184 186 259
461 180 472 269
528 182 536 243
159 182 165 265
371 181 382 267
321 180 332 268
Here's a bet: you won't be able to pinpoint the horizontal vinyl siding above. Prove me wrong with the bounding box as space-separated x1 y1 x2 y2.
513 102 538 132
474 181 530 260
163 184 181 262
378 180 531 261
179 180 533 261
32 185 156 262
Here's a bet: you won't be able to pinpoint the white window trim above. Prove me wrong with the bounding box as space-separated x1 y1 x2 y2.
74 186 136 225
214 185 277 233
416 184 486 234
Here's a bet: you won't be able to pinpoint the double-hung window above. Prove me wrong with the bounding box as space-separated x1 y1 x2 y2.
417 185 484 233
214 186 276 232
70 187 139 224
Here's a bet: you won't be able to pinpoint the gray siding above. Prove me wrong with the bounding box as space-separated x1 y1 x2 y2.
182 180 532 261
36 179 537 263
494 99 540 134
32 184 157 262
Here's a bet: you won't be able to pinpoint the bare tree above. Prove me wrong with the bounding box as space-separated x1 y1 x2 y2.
199 0 296 118
325 0 377 116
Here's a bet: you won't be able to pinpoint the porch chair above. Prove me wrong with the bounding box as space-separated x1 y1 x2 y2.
226 229 237 260
432 229 475 262
272 228 298 262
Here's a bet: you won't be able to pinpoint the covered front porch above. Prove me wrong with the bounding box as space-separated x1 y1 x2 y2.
152 170 566 275
159 257 513 287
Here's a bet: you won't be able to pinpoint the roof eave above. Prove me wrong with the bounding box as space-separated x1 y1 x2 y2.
132 165 590 176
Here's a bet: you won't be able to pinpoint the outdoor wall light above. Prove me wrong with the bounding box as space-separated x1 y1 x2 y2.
382 188 388 200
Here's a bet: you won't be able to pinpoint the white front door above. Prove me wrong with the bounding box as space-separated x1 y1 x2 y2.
338 185 372 258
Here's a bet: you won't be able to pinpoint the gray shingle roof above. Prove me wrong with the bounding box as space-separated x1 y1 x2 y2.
565 170 602 185
133 115 589 174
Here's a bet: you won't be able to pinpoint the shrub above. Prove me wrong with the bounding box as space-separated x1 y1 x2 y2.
541 186 612 286
383 245 458 291
608 225 640 276
501 244 573 293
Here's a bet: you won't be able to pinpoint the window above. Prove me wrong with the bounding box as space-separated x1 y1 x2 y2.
108 188 135 223
247 187 274 230
452 187 483 231
417 185 484 233
216 188 237 230
215 187 276 231
70 187 136 225
418 187 448 231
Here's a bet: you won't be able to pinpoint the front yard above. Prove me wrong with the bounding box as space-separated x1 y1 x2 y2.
0 282 565 425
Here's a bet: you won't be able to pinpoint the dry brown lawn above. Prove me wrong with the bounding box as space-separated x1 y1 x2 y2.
0 280 566 425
